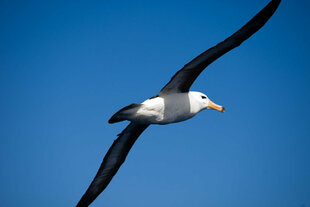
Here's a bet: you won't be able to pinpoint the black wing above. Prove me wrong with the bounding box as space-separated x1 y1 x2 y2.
159 0 281 95
76 122 149 207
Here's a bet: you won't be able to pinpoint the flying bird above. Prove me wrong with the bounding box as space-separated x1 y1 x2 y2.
77 0 281 206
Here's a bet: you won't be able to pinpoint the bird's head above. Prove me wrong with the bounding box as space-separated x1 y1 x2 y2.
193 92 225 113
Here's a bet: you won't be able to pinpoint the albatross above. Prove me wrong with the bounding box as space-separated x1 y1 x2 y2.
77 0 281 206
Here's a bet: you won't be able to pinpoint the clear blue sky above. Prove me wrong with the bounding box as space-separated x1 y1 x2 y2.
1 0 309 206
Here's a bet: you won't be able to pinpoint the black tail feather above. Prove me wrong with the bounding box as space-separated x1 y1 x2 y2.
108 114 124 124
108 104 141 124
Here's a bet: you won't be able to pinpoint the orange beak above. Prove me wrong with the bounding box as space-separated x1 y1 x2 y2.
208 100 225 113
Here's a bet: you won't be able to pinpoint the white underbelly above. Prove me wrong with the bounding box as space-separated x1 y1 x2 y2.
130 93 200 125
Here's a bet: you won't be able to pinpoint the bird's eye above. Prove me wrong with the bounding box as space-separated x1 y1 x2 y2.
201 96 207 99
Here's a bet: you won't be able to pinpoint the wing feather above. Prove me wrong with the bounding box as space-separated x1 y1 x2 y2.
159 0 281 95
76 123 149 207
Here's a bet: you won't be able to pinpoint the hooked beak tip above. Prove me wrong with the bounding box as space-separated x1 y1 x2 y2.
208 100 225 113
221 107 225 113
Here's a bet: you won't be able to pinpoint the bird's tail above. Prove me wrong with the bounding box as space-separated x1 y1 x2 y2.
108 104 142 124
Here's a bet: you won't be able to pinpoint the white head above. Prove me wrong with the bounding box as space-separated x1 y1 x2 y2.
191 91 225 113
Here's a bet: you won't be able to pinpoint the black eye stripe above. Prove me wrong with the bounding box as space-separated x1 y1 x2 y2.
201 96 207 99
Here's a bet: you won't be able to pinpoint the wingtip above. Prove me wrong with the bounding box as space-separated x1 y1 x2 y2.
269 0 281 10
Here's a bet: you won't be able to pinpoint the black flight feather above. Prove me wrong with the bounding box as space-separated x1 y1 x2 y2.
76 123 149 207
159 0 281 95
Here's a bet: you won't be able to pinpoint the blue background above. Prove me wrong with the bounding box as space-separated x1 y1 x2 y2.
1 0 309 206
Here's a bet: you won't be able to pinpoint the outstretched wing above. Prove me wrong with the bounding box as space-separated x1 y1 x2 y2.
76 123 149 207
159 0 281 95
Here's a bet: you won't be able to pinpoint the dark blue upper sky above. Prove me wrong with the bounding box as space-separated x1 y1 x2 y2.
1 0 309 206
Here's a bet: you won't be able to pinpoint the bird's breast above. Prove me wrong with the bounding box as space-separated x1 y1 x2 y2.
136 93 200 124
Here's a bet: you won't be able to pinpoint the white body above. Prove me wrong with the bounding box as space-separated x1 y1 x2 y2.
124 92 209 125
